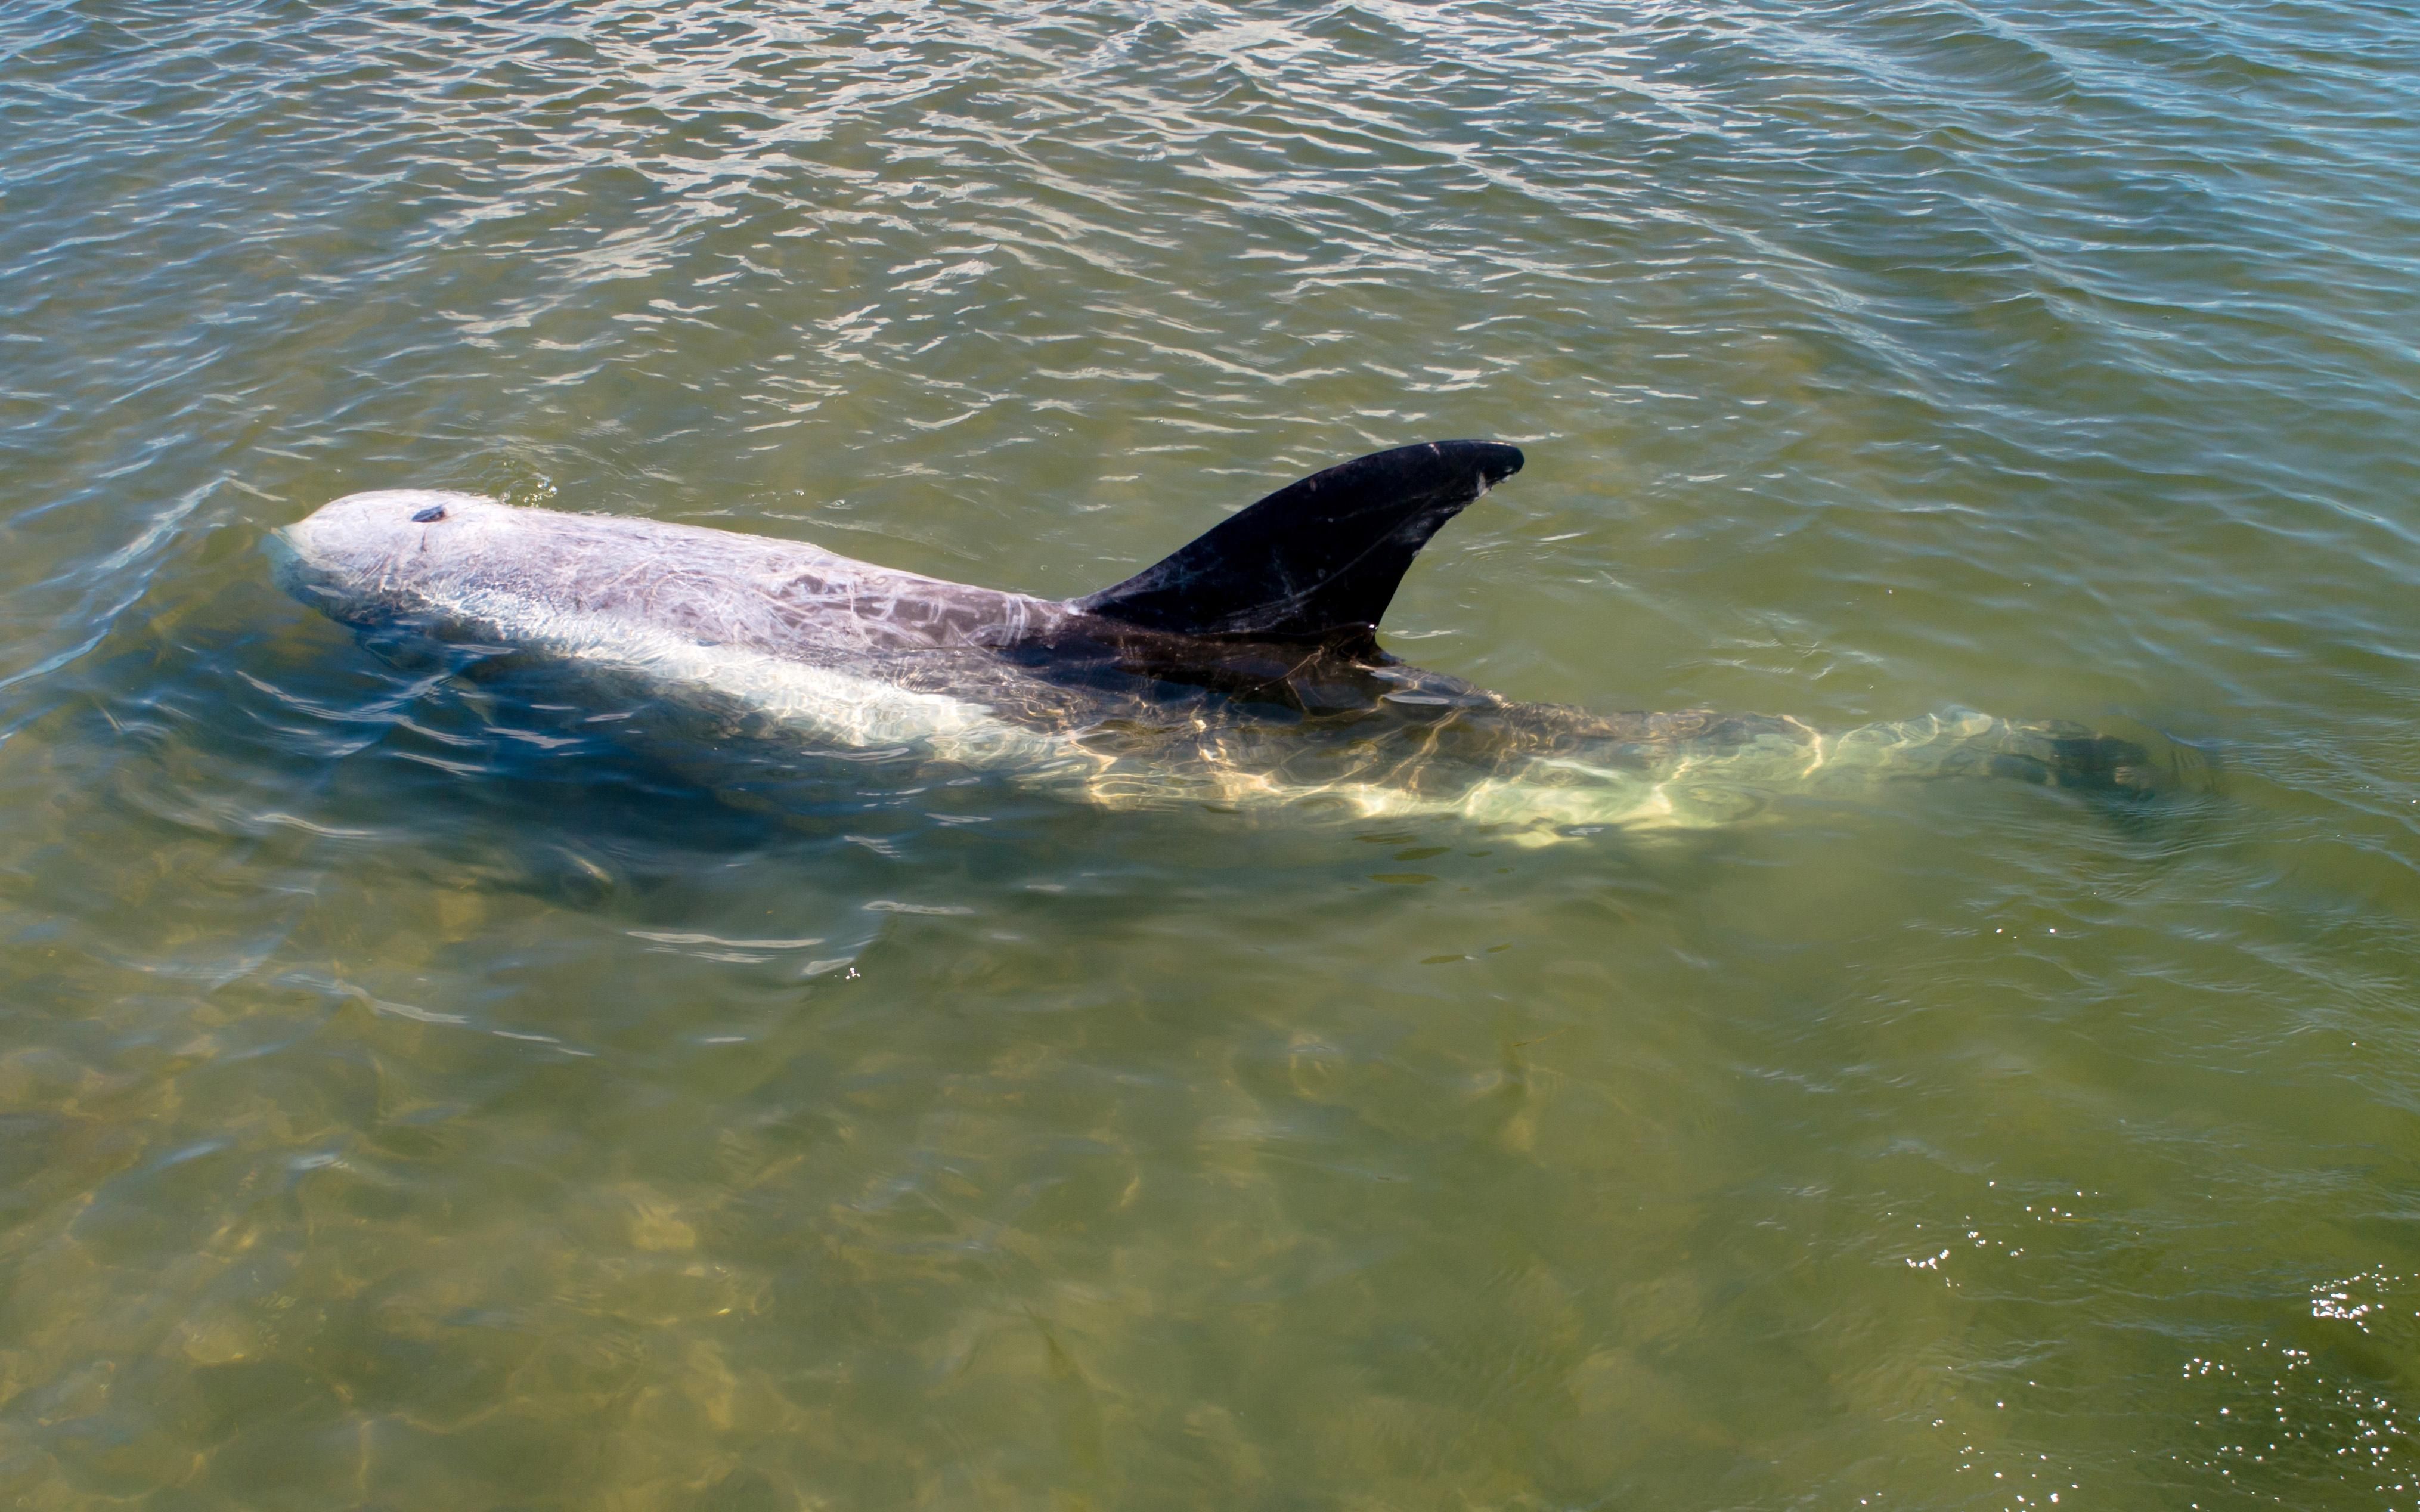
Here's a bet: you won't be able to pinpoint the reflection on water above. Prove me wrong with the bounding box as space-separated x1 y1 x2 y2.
4 1 2418 1507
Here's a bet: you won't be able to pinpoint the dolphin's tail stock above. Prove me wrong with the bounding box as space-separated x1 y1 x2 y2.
1810 707 2213 832
1960 715 2220 836
1938 720 2159 795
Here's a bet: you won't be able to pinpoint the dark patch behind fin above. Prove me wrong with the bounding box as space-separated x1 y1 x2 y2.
1074 440 1524 645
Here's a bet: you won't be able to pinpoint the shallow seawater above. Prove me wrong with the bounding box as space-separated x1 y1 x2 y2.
4 2 2418 1507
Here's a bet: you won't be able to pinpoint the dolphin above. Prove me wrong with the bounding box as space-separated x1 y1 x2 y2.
273 441 2158 839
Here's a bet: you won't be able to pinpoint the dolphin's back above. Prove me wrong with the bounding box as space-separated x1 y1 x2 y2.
283 439 1528 677
401 500 1064 653
277 491 1114 755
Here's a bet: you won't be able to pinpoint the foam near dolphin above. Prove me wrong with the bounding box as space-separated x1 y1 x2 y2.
274 441 2162 840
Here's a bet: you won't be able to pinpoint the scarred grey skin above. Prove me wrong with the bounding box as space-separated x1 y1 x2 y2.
281 487 1073 652
274 444 2157 837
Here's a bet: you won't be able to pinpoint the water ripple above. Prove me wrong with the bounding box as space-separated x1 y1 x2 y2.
4 1 2418 1506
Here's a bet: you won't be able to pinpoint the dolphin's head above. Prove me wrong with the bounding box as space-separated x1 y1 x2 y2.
273 488 506 622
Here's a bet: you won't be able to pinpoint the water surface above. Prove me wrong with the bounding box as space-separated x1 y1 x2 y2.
4 2 2418 1507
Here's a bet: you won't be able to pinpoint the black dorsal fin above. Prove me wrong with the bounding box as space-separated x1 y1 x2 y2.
1073 439 1523 644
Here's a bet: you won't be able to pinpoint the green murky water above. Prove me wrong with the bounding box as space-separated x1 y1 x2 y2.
5 3 2418 1507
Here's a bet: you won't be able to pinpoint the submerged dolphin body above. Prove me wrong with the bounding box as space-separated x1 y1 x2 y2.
276 441 2155 839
